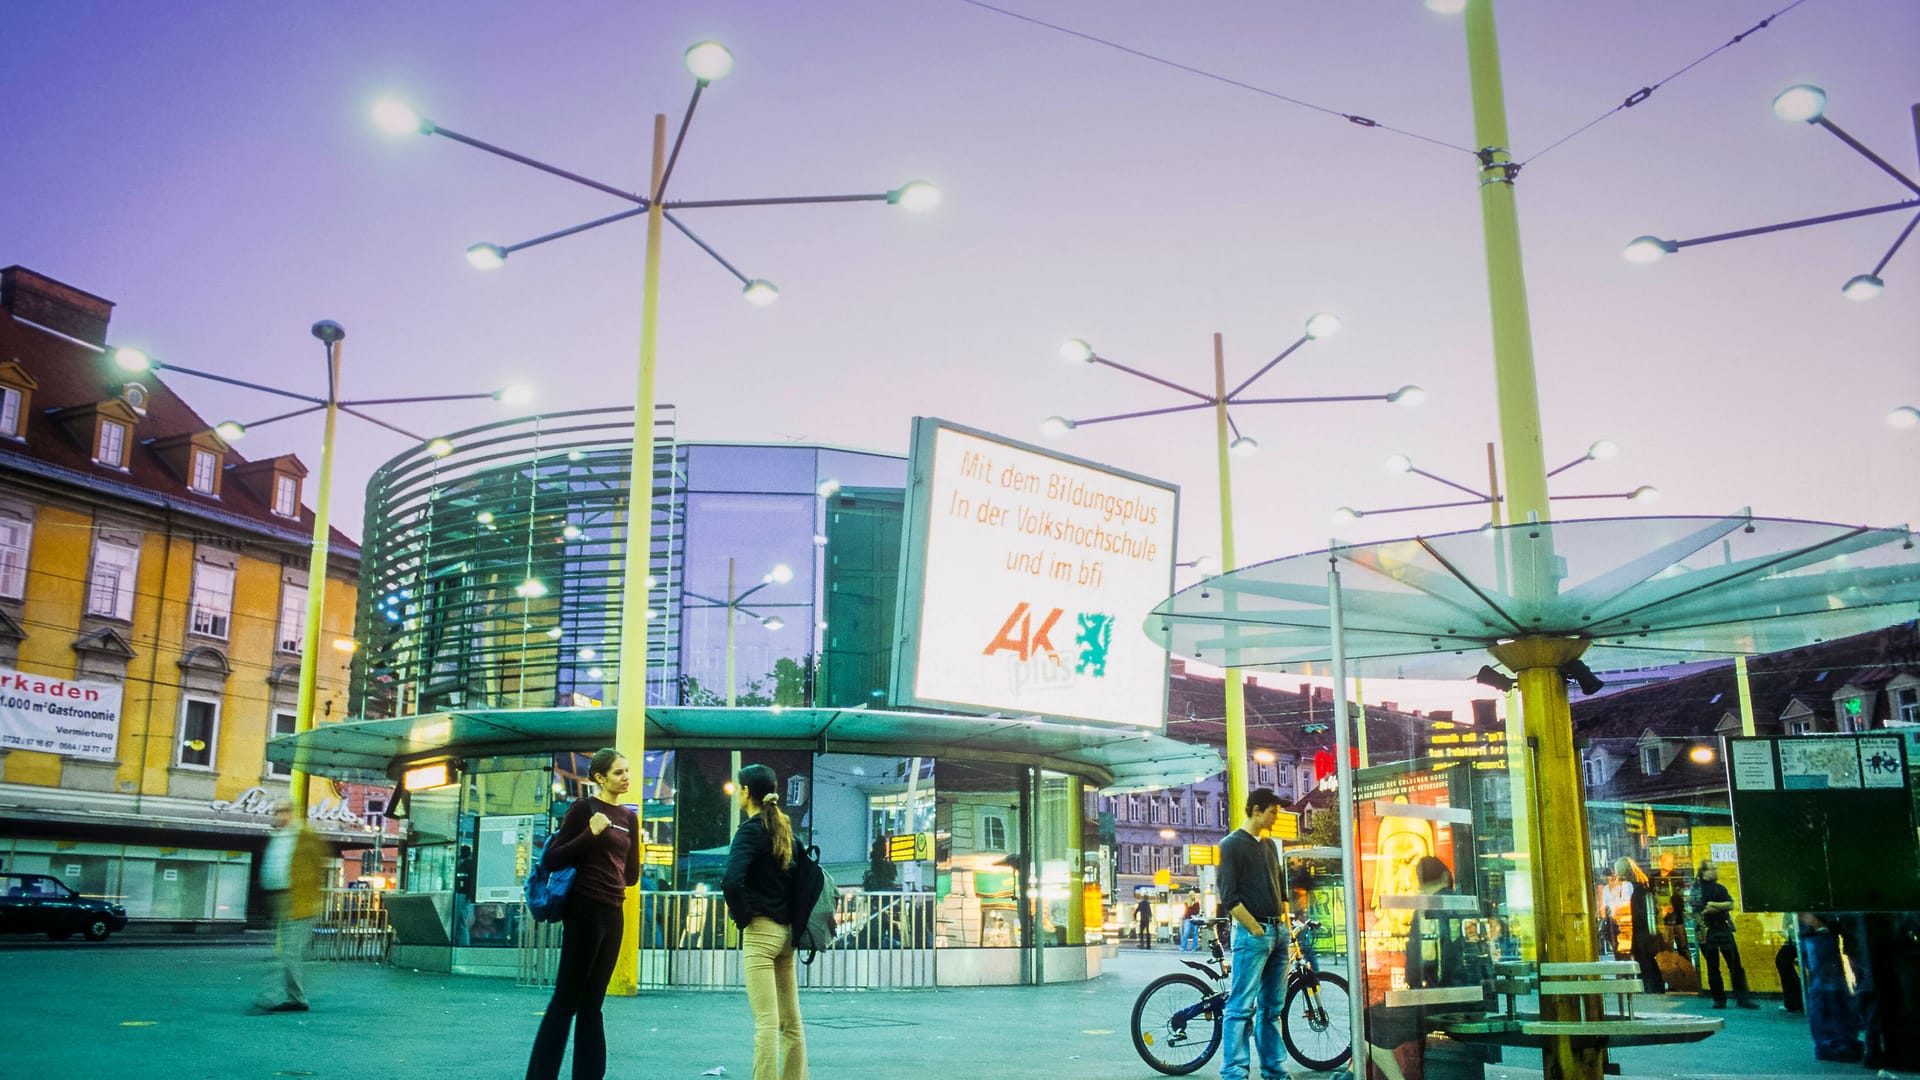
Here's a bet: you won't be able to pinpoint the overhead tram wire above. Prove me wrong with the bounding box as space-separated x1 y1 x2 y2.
1520 0 1820 169
950 0 1476 158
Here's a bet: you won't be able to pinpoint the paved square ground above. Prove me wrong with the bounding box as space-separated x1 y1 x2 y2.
2 939 1909 1079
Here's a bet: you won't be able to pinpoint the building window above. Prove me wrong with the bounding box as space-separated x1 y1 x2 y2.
1128 845 1144 874
1583 756 1603 787
189 563 235 639
1127 796 1142 823
87 539 140 620
1640 745 1662 776
1149 800 1166 825
0 517 29 600
979 812 1007 851
178 697 219 769
266 711 297 778
272 475 299 517
1896 687 1919 727
0 387 20 438
188 449 217 494
1788 718 1816 736
95 420 127 468
278 583 307 653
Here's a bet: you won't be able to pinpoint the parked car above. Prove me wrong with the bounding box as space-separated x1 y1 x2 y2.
0 872 128 941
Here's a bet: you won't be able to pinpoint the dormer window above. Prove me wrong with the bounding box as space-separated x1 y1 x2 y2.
0 360 36 441
95 419 128 468
189 448 218 494
1640 744 1662 776
273 474 299 517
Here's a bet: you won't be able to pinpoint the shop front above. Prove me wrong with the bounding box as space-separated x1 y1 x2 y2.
0 779 400 924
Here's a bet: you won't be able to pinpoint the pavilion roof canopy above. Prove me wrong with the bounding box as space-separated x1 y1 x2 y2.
1147 514 1920 679
270 705 1222 794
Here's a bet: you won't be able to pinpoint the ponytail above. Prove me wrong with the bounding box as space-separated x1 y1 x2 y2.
761 794 794 870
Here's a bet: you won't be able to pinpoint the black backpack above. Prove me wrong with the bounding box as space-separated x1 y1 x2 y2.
788 842 837 963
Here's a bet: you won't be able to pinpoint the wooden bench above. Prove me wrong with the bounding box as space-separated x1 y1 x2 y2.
1430 958 1722 1053
1537 960 1648 1020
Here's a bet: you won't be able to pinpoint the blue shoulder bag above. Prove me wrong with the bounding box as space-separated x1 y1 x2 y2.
525 840 575 922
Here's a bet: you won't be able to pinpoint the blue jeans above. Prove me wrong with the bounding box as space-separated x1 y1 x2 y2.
1181 918 1200 951
1223 921 1289 1080
1799 928 1862 1060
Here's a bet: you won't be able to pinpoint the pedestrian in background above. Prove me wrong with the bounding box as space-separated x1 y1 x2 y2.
1796 913 1861 1060
1615 857 1664 994
724 763 807 1080
526 748 638 1080
254 798 328 1013
1135 894 1154 949
1180 897 1201 951
1216 788 1294 1080
1690 860 1756 1009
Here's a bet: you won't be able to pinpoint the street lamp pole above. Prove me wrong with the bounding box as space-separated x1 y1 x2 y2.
1209 335 1250 830
1048 322 1418 830
108 333 514 819
607 111 669 996
288 322 345 816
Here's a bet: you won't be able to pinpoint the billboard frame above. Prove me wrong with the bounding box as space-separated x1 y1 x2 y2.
888 416 1179 729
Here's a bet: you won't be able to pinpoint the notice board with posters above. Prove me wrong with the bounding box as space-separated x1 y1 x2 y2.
1352 761 1481 1005
890 418 1179 729
1724 735 1920 912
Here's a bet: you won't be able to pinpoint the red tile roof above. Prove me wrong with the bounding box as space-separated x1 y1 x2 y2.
0 267 358 556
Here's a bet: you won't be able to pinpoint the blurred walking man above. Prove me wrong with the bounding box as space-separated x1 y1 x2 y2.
255 799 328 1013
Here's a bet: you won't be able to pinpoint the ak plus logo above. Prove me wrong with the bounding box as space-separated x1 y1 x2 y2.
983 603 1115 678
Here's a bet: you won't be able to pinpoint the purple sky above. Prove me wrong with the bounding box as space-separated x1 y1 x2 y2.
4 0 1916 567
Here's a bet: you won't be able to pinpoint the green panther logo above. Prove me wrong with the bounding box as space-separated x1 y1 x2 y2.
1076 613 1114 677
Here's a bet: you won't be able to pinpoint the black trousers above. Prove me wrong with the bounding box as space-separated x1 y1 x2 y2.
1700 936 1750 1005
527 899 625 1080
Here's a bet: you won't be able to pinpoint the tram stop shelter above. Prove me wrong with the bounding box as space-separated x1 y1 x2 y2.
1149 513 1920 1079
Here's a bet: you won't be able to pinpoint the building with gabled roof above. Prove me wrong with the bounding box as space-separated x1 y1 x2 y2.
0 264 383 928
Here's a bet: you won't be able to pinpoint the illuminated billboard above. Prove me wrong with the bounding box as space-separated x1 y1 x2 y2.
891 418 1178 729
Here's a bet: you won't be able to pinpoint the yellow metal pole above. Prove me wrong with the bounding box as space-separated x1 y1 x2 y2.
289 330 343 818
1734 655 1756 736
1464 0 1551 529
607 112 668 998
1492 637 1605 1080
1461 5 1594 1073
1213 333 1248 829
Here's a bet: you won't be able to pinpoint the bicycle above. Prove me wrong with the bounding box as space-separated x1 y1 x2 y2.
1130 915 1352 1075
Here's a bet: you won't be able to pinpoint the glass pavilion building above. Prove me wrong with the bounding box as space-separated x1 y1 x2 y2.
278 407 1215 986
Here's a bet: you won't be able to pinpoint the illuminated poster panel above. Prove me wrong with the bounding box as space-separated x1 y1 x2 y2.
892 419 1178 729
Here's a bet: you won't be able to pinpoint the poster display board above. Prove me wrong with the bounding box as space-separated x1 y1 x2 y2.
0 666 122 760
475 814 542 904
1725 735 1920 912
891 418 1178 729
1352 762 1483 1003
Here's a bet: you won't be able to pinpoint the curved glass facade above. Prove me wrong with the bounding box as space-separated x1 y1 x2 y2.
352 417 910 716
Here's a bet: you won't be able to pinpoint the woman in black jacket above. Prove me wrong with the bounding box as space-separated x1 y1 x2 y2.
723 764 807 1080
527 747 639 1080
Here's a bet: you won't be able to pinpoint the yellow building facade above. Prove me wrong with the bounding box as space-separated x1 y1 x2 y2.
0 265 377 925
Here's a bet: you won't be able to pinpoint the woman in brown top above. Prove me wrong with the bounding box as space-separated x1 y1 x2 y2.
527 747 639 1080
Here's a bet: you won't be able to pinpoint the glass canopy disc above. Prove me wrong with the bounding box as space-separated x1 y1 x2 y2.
1148 514 1920 678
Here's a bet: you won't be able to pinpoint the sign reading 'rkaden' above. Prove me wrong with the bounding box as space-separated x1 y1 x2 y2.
0 666 122 760
894 420 1178 729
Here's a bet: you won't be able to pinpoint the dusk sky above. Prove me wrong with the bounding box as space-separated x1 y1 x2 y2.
5 0 1916 574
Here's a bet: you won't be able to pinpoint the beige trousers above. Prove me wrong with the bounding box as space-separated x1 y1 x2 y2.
742 916 806 1080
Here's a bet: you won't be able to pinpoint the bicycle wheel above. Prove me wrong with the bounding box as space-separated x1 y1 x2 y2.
1281 971 1352 1071
1131 972 1224 1076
